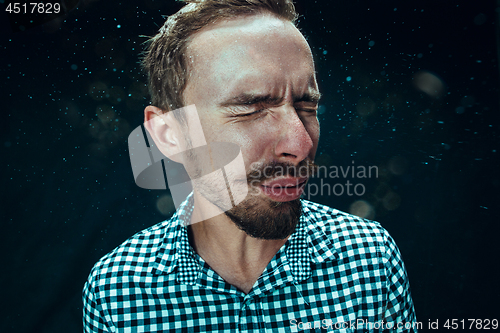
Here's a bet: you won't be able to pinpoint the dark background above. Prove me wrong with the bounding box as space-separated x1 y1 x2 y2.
1 0 499 332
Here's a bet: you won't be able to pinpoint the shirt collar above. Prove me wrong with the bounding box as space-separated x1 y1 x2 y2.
300 201 339 264
151 193 195 277
151 195 339 286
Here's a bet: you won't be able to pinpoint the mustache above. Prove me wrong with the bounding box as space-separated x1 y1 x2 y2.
247 159 319 183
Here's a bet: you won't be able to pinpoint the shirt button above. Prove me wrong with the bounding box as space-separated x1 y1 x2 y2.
241 299 250 310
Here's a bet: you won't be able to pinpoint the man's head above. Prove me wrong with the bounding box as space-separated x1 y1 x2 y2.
142 0 298 112
143 0 320 239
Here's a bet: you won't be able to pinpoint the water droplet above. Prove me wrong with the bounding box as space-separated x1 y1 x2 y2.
474 13 486 25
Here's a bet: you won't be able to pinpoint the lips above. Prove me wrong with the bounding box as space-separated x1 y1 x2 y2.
261 177 308 188
259 177 308 202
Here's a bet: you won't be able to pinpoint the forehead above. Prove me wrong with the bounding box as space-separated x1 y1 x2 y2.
185 14 316 102
187 14 310 58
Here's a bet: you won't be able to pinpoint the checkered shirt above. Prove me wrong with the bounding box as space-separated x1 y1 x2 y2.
83 195 417 332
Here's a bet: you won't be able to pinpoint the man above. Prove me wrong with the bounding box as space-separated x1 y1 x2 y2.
83 0 418 332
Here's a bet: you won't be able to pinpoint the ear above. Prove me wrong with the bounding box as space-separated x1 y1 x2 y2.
143 105 185 163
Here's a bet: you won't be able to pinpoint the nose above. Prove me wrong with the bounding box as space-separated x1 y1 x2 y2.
273 107 314 164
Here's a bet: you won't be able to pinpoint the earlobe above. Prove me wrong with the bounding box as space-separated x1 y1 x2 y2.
143 105 184 163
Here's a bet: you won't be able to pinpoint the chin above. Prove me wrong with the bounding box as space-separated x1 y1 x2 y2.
224 196 303 240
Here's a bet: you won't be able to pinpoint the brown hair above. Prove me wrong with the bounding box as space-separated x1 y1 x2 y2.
141 0 298 112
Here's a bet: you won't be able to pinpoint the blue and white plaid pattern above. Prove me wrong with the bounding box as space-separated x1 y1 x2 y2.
83 195 417 332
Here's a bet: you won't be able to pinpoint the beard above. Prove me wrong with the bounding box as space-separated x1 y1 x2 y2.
224 159 318 240
224 192 303 240
182 139 318 240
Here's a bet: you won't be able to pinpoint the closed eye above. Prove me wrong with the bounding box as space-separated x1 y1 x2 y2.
297 108 317 116
235 108 266 118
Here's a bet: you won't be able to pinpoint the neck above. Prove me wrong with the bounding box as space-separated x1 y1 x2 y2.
189 191 289 294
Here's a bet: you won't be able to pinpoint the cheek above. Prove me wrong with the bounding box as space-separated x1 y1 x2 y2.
306 118 320 142
227 125 275 168
199 120 264 159
309 121 320 158
236 129 266 155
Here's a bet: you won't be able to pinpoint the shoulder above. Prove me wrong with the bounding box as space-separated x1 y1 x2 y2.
85 215 178 289
301 199 389 241
300 199 396 261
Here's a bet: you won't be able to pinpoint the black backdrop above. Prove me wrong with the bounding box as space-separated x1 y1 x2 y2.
1 0 499 332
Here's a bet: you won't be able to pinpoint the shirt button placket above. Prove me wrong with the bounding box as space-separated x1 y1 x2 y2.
238 297 253 333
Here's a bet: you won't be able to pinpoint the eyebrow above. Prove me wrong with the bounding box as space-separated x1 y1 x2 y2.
220 93 283 107
295 90 322 104
220 90 321 108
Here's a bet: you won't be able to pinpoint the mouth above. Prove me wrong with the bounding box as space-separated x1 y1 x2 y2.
259 177 308 202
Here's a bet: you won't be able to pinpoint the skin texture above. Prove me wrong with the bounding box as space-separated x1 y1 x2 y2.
145 13 320 293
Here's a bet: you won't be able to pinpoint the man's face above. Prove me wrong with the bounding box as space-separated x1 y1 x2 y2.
182 14 320 239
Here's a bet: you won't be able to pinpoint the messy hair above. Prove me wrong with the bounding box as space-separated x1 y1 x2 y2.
141 0 298 112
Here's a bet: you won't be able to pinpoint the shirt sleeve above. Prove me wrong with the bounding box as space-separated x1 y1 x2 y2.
82 272 112 333
382 229 418 332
